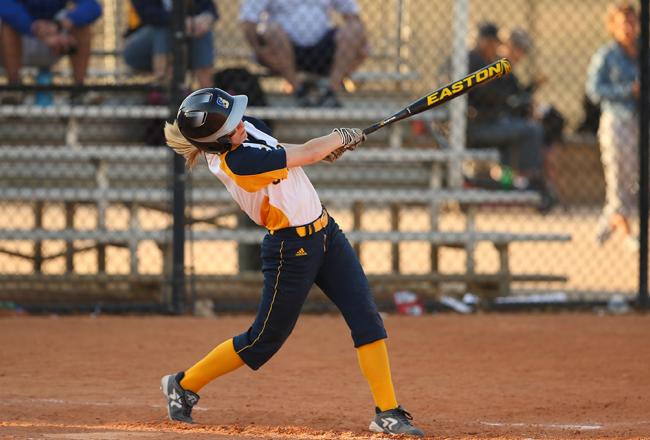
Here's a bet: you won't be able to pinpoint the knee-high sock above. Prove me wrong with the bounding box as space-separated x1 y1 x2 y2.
356 339 398 412
180 338 245 393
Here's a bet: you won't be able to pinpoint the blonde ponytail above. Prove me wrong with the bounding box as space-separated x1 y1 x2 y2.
164 121 202 169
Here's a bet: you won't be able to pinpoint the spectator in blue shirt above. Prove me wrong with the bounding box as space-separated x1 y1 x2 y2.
124 0 218 91
0 0 102 88
586 2 640 250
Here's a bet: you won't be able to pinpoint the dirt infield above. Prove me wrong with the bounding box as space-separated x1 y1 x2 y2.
1 314 649 440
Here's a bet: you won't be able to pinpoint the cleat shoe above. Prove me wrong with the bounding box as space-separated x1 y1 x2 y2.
160 372 200 423
369 405 425 437
595 222 613 245
293 82 313 107
316 86 342 108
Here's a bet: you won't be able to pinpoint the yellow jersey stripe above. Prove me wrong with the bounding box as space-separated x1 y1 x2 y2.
260 196 291 231
219 155 288 193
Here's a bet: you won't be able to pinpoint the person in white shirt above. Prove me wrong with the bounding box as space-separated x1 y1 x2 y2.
240 0 367 107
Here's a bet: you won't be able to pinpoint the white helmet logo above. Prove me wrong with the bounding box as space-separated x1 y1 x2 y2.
216 96 230 109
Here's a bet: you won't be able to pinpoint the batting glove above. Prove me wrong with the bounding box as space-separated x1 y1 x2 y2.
333 127 366 151
323 146 347 163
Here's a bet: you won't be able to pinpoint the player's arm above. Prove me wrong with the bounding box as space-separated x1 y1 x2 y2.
284 129 365 168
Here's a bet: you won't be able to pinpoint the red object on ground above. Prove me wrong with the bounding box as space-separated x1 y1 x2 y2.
393 290 425 316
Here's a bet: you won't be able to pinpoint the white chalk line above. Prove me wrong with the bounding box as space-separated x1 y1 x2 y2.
0 420 390 440
2 399 650 436
481 420 650 430
0 397 209 411
481 421 603 431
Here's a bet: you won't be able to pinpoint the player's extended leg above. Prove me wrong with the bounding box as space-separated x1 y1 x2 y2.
315 218 424 437
160 338 244 423
232 233 325 369
162 232 324 423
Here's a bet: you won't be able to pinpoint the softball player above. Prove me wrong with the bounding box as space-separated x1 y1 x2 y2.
160 88 424 437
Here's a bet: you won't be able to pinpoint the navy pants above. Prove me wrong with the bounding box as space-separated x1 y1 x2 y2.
233 215 387 370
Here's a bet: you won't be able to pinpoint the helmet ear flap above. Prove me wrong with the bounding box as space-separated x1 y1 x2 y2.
186 137 231 154
216 134 232 150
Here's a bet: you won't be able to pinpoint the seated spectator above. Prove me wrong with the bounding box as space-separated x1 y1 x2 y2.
239 0 367 107
124 0 218 93
465 22 554 211
0 0 102 101
501 28 563 207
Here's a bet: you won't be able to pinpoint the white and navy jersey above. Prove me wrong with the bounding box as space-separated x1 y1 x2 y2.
205 117 322 231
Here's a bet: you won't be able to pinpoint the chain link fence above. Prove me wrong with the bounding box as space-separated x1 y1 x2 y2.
0 0 646 312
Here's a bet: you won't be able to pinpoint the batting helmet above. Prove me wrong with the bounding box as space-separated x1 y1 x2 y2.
176 88 248 154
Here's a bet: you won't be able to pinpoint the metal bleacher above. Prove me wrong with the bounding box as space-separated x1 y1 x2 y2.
0 99 570 303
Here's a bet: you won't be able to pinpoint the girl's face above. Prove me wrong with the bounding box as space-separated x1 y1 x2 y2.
227 120 247 147
613 11 638 45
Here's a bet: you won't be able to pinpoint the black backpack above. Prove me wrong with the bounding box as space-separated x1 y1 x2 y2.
214 67 272 130
577 94 601 135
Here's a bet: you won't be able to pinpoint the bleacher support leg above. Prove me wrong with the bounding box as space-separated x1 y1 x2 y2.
496 243 511 296
96 162 108 274
65 202 75 272
129 203 140 274
429 201 440 293
33 201 43 273
390 204 400 273
464 205 477 274
238 212 261 272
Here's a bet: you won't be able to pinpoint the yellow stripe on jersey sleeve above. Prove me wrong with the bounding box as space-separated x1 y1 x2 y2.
260 196 291 231
219 157 288 192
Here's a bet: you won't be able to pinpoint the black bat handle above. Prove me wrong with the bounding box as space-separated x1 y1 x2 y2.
363 123 383 136
363 108 410 136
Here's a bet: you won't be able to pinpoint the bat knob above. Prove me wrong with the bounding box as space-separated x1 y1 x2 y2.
499 58 512 76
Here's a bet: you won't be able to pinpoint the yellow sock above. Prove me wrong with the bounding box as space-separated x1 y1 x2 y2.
356 339 398 412
180 338 245 393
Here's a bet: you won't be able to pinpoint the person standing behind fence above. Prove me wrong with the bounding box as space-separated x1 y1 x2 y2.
0 0 102 103
239 0 367 108
123 0 218 95
586 1 640 251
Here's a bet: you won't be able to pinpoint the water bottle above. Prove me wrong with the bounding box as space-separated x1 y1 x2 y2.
35 68 53 107
499 165 514 189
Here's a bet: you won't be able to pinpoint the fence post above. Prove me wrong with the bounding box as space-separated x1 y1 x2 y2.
639 0 649 310
170 0 188 314
448 0 470 188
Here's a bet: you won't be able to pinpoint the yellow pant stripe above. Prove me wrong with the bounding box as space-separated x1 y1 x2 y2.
236 240 284 354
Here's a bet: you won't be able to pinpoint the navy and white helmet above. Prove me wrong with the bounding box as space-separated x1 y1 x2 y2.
176 88 248 154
